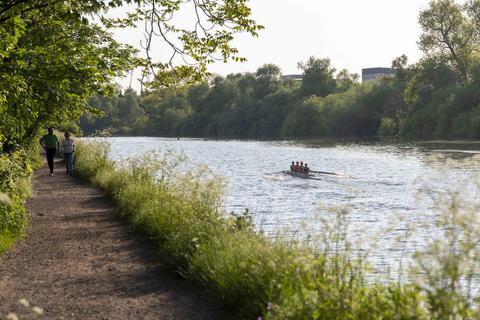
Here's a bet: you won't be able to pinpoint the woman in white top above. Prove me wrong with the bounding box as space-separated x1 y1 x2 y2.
62 131 75 175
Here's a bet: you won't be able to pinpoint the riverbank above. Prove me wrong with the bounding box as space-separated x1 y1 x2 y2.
415 139 480 144
83 133 480 145
0 159 230 319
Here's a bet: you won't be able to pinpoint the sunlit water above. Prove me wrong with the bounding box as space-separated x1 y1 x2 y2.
87 137 480 274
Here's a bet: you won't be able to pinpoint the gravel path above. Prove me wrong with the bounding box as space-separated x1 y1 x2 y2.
0 161 230 319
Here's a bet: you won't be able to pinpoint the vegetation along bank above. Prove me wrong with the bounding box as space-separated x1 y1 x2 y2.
74 140 480 319
0 142 41 254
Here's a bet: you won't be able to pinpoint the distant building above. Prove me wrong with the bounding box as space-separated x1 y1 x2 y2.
282 74 303 81
362 67 394 82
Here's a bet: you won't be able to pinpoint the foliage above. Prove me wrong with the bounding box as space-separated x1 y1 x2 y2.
410 174 480 319
336 68 359 93
0 143 39 254
103 0 263 88
378 117 398 137
254 64 282 98
0 0 261 144
0 2 138 144
81 61 382 138
81 50 480 140
298 56 337 98
7 0 480 143
418 0 480 86
0 0 260 256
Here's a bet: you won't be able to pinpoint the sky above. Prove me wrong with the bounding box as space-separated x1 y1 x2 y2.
112 0 436 92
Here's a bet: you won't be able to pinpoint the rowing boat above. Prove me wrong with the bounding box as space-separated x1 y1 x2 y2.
282 170 322 180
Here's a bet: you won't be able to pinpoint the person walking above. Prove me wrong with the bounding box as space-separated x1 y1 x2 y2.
61 131 75 176
39 127 60 176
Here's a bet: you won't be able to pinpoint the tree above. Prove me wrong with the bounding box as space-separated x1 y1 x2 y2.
0 0 261 144
298 57 336 97
391 54 415 84
117 89 144 129
254 64 281 97
336 69 359 92
237 72 256 96
107 0 263 87
418 0 479 85
0 3 138 144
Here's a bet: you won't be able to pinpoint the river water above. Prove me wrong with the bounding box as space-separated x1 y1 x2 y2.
98 137 480 273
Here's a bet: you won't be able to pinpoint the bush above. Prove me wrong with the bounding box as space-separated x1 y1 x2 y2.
378 117 398 137
0 149 35 253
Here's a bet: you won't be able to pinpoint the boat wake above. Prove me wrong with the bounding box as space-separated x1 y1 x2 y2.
263 174 285 181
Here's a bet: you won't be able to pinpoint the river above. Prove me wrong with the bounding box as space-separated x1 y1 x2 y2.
95 137 480 273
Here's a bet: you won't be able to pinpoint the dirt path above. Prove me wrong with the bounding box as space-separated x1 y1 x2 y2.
0 161 230 319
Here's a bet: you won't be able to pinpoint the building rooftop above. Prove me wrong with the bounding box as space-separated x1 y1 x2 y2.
362 67 394 75
282 74 303 81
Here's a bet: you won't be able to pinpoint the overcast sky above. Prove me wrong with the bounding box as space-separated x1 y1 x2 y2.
112 0 438 91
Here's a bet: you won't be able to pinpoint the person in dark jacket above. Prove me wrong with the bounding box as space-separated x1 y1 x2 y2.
39 127 60 176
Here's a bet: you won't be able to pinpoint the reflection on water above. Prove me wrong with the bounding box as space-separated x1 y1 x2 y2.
89 137 480 272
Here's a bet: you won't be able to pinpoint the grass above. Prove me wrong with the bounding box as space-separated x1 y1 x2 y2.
75 140 480 319
0 232 15 254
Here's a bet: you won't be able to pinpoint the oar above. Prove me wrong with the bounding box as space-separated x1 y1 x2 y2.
264 170 284 175
310 170 341 176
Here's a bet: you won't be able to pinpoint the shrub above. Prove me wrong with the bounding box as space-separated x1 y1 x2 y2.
378 117 398 137
0 149 35 253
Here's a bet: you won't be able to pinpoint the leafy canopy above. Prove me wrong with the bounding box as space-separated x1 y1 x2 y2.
0 0 262 143
418 0 480 85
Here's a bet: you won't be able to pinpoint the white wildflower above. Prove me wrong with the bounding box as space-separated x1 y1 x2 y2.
18 298 29 307
6 313 19 320
0 191 11 205
32 306 44 315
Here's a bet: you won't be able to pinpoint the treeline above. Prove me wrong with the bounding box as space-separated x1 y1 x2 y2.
82 0 480 140
81 55 480 139
81 60 365 138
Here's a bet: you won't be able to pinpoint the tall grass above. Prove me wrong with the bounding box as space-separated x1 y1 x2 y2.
411 188 480 320
75 141 480 319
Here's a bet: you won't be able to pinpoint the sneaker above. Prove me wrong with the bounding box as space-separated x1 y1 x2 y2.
50 173 54 176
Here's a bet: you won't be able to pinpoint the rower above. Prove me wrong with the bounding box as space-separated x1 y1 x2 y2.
290 161 295 172
295 161 300 172
304 163 310 174
299 161 304 173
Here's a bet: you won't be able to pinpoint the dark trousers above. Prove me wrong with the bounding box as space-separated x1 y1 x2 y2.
64 152 74 174
46 148 56 173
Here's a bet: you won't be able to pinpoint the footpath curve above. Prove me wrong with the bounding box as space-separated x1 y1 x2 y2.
0 161 230 319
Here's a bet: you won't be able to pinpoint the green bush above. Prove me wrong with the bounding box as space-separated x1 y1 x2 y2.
0 149 35 253
378 117 398 137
